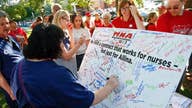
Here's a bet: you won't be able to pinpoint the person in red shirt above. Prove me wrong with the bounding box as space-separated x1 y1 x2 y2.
145 12 158 31
9 20 28 48
84 12 94 36
158 5 167 16
101 12 113 28
112 0 144 29
94 13 103 27
156 0 192 35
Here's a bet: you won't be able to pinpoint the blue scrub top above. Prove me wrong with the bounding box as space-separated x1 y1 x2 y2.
0 36 23 84
11 59 94 108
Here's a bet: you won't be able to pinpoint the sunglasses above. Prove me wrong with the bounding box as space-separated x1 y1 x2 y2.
167 5 179 10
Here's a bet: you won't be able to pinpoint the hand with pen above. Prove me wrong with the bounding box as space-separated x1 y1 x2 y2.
105 75 119 91
92 75 119 105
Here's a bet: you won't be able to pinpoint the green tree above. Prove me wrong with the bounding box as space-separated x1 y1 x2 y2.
5 2 27 21
57 0 93 12
0 0 8 10
23 0 44 16
2 0 52 21
103 0 114 4
135 0 144 8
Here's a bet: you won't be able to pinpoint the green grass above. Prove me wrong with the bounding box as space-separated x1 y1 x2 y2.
0 90 9 108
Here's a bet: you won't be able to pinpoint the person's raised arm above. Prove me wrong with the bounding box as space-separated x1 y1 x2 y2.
92 75 119 105
67 25 75 49
61 36 85 60
130 5 145 30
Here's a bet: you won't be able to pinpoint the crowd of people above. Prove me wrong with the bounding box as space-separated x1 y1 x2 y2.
0 0 192 107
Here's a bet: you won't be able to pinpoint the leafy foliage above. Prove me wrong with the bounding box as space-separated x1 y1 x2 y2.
0 90 8 108
5 3 27 21
1 0 52 21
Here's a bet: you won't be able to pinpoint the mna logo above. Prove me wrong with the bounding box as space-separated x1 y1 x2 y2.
112 32 133 40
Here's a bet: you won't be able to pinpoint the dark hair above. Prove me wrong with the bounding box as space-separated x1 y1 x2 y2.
23 23 65 59
48 14 54 23
36 16 43 22
71 13 84 28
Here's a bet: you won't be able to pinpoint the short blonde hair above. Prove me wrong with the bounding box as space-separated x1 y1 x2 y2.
102 12 112 20
52 10 69 28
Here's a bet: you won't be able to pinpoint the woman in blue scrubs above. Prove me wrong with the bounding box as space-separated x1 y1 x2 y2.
11 23 119 108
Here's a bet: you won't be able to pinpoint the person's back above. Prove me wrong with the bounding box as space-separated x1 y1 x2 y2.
11 24 94 108
12 59 94 108
11 23 119 108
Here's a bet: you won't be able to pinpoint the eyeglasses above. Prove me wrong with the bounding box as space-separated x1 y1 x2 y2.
121 7 129 11
167 5 179 10
61 16 70 22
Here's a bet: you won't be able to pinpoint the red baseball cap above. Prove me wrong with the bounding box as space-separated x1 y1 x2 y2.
85 12 91 17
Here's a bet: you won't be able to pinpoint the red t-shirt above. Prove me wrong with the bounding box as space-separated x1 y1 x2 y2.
85 20 90 29
112 17 137 29
146 23 157 31
84 20 94 36
157 10 192 35
94 19 103 27
9 27 27 39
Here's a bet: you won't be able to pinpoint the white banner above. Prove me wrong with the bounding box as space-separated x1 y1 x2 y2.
78 28 192 108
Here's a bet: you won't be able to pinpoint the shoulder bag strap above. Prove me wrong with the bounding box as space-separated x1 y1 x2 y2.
18 61 35 108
